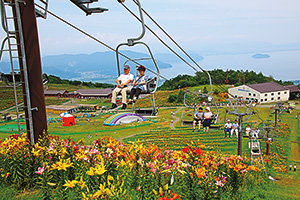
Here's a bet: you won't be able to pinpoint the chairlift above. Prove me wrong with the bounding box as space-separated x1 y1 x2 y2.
115 0 159 116
123 58 159 116
1 72 22 87
181 90 220 129
42 73 49 85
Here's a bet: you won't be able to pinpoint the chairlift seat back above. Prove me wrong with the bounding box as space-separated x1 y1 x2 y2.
2 73 22 87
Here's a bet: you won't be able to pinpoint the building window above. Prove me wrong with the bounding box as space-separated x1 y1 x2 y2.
253 94 256 96
265 94 267 96
261 99 263 102
278 92 280 95
271 93 274 96
271 97 274 101
265 98 267 101
278 97 280 100
284 91 287 94
249 93 251 96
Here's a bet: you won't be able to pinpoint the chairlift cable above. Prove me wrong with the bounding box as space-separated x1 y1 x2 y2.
33 3 168 81
120 2 199 73
131 0 237 97
124 1 233 95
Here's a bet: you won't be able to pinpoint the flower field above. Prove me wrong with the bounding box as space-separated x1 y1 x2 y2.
0 133 265 199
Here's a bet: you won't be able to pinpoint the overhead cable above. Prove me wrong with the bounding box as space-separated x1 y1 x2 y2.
130 0 231 95
34 3 168 81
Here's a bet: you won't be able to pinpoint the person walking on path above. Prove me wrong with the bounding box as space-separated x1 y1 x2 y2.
111 65 134 109
224 119 232 138
193 107 204 132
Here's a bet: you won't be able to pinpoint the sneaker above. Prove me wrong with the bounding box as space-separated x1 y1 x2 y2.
198 129 200 132
128 99 133 104
111 103 117 109
192 129 195 132
122 103 127 109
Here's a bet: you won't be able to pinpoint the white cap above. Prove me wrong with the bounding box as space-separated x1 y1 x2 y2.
206 107 210 111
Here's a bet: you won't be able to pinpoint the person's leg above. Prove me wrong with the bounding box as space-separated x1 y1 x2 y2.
121 87 131 104
198 122 201 131
224 128 228 137
193 120 196 132
129 88 135 100
135 88 142 99
230 129 234 137
111 87 121 104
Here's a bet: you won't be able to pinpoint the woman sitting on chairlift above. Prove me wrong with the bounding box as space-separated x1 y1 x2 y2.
129 65 148 104
203 107 213 132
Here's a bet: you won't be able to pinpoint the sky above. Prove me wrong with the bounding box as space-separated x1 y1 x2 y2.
32 0 300 55
1 0 300 80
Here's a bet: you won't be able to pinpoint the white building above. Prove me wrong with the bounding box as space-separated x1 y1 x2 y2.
228 82 290 104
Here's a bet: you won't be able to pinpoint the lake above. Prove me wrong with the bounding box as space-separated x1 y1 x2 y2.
160 50 300 81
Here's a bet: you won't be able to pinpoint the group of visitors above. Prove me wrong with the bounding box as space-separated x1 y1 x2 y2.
111 65 148 109
224 120 261 138
224 119 239 138
192 107 213 132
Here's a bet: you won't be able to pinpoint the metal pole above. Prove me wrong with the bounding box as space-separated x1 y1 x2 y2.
237 114 243 156
266 129 270 155
275 109 278 126
14 0 35 143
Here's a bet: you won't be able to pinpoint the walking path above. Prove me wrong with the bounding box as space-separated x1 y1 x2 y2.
170 107 183 130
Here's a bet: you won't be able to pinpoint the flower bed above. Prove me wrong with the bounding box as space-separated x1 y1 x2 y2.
0 134 263 199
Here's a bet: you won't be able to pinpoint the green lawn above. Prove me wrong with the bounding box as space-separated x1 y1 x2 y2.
0 94 299 199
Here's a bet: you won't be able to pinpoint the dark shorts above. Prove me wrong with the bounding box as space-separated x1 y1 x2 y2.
203 119 212 127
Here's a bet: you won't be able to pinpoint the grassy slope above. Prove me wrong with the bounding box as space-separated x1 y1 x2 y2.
0 84 300 199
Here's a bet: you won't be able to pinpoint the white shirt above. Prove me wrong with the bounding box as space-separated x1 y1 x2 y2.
225 122 232 128
117 73 134 86
232 123 239 129
204 111 212 119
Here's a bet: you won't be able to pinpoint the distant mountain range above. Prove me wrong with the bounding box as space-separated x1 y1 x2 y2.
291 80 300 85
0 50 203 84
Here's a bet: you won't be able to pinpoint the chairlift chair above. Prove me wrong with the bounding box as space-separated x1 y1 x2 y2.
122 58 159 116
1 72 22 87
181 90 220 129
115 0 159 116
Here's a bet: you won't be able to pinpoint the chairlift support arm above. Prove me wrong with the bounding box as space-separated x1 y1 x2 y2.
70 0 108 15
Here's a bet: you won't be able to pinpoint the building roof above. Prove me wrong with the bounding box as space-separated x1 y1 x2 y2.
44 90 68 95
246 82 288 93
46 105 77 110
284 85 300 93
75 88 113 96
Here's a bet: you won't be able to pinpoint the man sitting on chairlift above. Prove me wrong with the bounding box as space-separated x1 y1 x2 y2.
111 65 134 109
128 65 148 104
193 107 204 132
